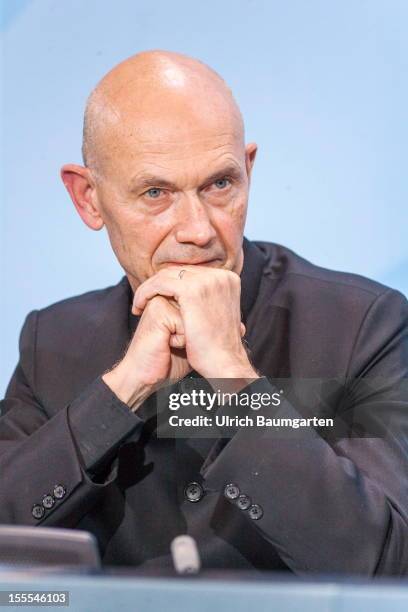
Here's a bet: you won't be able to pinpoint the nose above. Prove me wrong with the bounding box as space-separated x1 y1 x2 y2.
174 193 217 247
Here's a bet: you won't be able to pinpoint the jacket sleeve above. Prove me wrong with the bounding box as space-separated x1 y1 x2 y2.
0 310 143 528
201 288 408 576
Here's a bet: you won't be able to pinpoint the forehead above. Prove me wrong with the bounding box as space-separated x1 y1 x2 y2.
87 54 247 173
99 101 245 179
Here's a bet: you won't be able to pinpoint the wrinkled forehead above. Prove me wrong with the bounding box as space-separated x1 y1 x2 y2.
96 100 245 182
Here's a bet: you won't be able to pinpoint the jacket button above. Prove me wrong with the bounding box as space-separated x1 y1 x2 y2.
184 482 204 503
224 483 240 500
53 484 66 499
248 504 263 520
42 494 55 509
32 504 45 520
236 494 251 510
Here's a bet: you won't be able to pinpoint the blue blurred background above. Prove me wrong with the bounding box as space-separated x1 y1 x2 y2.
1 0 407 394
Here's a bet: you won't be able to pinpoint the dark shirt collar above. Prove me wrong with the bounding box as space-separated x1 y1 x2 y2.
126 236 266 336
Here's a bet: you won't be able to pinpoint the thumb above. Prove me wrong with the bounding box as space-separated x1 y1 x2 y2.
164 299 186 347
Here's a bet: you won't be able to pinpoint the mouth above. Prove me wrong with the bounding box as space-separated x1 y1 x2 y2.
163 259 222 267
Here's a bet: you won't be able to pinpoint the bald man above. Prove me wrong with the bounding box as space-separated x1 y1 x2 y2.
1 50 408 576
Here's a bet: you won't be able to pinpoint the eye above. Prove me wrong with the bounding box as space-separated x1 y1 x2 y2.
145 188 163 198
214 178 230 189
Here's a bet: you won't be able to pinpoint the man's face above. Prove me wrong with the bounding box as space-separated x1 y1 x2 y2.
91 113 255 290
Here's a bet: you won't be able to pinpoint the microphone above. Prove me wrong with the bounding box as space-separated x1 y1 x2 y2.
170 535 201 574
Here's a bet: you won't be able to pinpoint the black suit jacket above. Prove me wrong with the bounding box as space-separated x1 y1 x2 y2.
1 238 408 575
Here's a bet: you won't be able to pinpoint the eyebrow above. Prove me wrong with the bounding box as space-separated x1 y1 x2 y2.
128 163 244 193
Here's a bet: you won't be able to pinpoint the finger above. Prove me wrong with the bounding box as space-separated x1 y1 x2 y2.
168 297 181 310
133 277 186 314
133 266 234 314
157 264 209 277
164 299 185 339
169 333 186 349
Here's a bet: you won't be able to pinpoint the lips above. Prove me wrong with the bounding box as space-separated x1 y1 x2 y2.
164 259 220 266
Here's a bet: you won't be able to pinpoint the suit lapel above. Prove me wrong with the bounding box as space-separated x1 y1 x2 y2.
82 276 131 384
45 276 131 413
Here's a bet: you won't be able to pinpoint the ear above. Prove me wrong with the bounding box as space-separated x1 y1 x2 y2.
60 164 104 231
244 142 257 183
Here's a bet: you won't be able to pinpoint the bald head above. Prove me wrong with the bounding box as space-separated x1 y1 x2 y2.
82 50 245 178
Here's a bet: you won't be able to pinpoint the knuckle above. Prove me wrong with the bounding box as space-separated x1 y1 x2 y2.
146 295 164 313
227 270 240 285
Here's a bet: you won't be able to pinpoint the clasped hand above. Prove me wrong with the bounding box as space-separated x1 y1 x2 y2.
102 265 259 408
131 265 256 381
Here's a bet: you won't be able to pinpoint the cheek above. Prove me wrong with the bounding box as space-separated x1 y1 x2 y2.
234 199 248 227
217 193 248 236
101 206 157 270
227 185 248 219
210 207 246 263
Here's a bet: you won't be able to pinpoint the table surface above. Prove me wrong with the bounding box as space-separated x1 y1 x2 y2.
0 568 407 612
